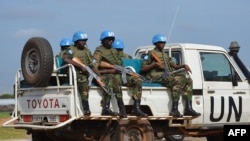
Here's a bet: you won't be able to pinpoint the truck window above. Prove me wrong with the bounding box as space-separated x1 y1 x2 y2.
164 51 181 65
200 52 240 82
171 52 181 65
139 51 181 65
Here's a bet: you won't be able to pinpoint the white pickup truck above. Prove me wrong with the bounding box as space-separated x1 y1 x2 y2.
3 37 250 141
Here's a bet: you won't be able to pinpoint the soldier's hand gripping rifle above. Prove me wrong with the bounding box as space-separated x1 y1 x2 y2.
72 57 113 96
99 61 147 84
151 53 185 79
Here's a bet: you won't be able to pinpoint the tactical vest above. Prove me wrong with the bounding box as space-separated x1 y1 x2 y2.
68 46 92 66
94 45 122 65
145 49 173 81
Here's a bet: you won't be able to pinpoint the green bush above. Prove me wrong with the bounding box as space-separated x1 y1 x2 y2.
0 94 14 99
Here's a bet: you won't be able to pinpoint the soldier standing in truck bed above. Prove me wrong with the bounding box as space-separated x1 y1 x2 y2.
140 34 201 117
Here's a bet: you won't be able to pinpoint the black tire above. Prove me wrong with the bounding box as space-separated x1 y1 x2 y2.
206 134 223 141
21 37 54 87
32 131 54 141
165 134 184 141
111 120 154 141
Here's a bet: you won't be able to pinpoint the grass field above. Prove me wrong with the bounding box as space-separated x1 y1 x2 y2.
0 112 30 140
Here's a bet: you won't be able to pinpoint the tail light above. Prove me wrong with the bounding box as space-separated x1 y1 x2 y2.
22 115 32 122
59 115 69 122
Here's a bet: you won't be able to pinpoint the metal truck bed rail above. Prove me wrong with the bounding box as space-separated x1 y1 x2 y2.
3 64 85 129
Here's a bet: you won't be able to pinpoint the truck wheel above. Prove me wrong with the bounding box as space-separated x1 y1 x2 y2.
165 134 184 141
111 120 154 141
206 135 223 141
21 37 54 87
32 131 54 141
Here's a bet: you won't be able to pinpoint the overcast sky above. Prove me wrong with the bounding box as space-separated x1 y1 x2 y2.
1 0 250 94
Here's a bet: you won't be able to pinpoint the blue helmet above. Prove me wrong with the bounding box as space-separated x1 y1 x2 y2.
152 34 167 44
100 30 115 41
112 39 124 49
60 38 73 48
72 31 88 42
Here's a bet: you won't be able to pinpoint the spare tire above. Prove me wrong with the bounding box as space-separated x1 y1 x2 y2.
21 37 54 87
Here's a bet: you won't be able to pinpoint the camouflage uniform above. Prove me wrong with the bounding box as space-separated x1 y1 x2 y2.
117 51 147 117
118 51 142 100
93 45 128 117
93 45 123 100
118 51 132 59
142 48 193 102
62 46 93 101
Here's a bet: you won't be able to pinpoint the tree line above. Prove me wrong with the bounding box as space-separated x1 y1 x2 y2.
0 93 14 99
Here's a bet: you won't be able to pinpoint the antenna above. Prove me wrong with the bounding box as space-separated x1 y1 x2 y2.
167 6 179 57
167 6 179 43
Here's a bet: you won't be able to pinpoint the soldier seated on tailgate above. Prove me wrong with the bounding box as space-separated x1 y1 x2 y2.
140 34 201 117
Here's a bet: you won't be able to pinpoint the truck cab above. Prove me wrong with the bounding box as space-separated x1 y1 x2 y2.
134 43 250 128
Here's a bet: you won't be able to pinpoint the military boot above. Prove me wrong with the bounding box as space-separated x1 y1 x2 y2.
131 100 148 117
184 101 201 117
169 101 182 117
117 99 127 118
82 100 91 116
101 100 118 116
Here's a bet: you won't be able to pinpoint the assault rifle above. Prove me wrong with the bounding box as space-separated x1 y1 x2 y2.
151 53 185 79
99 61 147 84
72 57 113 96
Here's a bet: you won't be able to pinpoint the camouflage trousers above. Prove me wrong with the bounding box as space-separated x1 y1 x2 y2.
119 75 142 100
102 74 123 102
77 74 89 101
162 75 193 102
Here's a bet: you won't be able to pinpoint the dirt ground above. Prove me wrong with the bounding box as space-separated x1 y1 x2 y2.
0 118 9 126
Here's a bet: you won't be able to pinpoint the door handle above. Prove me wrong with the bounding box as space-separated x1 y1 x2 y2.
233 91 246 94
207 90 215 94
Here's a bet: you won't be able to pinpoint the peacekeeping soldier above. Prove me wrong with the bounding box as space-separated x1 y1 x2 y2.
112 39 148 117
55 37 73 80
92 31 127 118
61 31 93 116
58 38 73 58
112 39 132 59
140 34 201 117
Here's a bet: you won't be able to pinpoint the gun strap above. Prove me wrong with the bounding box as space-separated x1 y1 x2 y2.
85 67 94 86
119 67 128 84
161 51 167 69
85 50 93 64
88 75 94 86
121 70 127 84
161 51 171 78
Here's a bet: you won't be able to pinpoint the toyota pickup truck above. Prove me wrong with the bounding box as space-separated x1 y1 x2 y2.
3 37 250 141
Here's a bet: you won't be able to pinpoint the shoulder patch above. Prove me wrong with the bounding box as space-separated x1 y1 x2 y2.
143 55 149 60
68 49 73 55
